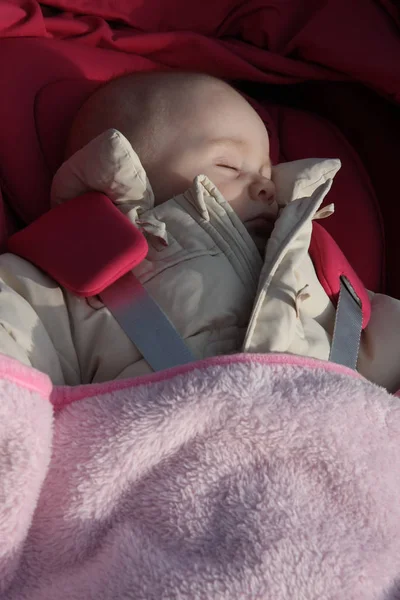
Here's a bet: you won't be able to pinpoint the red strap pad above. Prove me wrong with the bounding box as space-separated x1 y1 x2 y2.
7 192 148 297
309 222 371 329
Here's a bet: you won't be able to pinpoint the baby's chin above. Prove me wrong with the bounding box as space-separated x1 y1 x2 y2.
245 220 274 255
250 232 270 255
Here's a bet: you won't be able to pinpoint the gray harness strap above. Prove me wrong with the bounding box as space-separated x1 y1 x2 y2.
329 275 363 370
102 271 363 373
100 272 194 372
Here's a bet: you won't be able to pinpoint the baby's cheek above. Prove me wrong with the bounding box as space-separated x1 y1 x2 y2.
217 181 245 207
207 178 237 205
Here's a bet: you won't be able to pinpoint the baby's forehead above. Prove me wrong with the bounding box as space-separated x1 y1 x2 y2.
198 103 270 149
68 72 268 157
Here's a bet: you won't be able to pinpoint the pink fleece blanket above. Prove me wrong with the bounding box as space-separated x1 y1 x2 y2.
1 352 400 599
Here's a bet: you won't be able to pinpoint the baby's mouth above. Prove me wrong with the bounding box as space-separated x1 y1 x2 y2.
245 215 275 236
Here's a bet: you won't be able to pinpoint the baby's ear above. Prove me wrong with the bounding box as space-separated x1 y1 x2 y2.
51 129 155 213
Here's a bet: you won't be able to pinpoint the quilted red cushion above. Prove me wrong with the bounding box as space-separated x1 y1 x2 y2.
310 222 371 329
7 192 148 297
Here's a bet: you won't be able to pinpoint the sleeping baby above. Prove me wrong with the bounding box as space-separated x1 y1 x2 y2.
0 72 399 390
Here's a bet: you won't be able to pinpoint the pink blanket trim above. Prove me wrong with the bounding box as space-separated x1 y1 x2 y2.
0 354 52 398
52 353 362 407
0 352 364 406
6 351 399 402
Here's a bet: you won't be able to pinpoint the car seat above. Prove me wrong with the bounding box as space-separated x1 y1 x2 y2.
0 37 385 293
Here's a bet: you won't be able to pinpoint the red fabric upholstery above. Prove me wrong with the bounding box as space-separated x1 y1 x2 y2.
3 1 400 101
0 38 159 224
0 183 6 253
0 37 387 295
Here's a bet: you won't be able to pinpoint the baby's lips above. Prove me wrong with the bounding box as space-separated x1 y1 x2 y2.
246 212 276 231
267 196 279 218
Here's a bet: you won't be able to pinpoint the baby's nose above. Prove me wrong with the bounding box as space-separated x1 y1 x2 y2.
249 176 276 206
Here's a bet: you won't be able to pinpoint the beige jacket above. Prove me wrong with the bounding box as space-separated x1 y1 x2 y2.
0 130 398 391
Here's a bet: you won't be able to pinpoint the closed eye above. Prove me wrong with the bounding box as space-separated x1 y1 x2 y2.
217 164 239 172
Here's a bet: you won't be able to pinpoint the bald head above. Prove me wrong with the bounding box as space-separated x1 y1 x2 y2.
67 72 243 160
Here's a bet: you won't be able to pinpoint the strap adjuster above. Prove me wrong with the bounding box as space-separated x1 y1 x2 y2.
329 275 363 369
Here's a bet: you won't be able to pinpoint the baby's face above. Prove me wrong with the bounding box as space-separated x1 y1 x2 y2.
144 84 278 241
